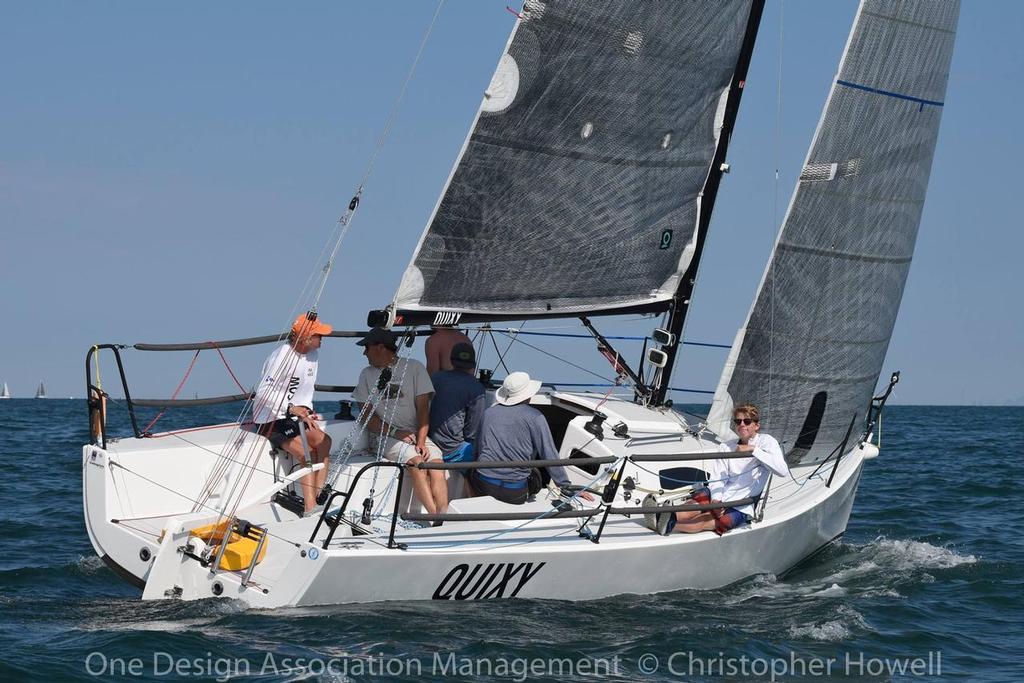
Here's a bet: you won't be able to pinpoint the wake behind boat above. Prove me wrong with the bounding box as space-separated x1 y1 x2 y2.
82 0 958 607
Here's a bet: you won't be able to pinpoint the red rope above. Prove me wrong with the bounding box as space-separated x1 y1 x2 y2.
210 341 248 394
141 350 201 434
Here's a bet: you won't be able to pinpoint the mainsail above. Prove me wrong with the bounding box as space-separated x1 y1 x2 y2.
390 0 762 325
709 0 960 464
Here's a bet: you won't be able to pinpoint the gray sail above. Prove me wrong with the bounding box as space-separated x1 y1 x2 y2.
393 0 759 320
708 0 959 464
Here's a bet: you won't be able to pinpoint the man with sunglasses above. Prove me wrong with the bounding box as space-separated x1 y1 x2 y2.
655 403 789 536
352 327 448 517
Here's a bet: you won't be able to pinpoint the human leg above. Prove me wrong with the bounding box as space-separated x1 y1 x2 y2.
306 427 332 504
278 436 318 513
381 437 442 514
671 510 718 534
421 439 448 513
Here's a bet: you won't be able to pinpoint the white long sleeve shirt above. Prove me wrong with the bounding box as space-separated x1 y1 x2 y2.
709 433 789 516
251 343 318 424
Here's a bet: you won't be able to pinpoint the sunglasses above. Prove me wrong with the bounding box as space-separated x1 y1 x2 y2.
733 418 758 426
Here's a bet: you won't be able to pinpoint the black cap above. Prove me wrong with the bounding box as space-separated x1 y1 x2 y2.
356 327 398 347
450 342 476 370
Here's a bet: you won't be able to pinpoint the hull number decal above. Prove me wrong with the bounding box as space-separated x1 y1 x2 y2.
432 562 546 600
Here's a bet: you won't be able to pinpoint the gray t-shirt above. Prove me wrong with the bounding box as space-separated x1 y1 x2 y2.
428 370 485 456
476 403 570 487
352 358 433 433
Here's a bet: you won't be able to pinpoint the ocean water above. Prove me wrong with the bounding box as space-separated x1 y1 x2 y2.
0 399 1020 681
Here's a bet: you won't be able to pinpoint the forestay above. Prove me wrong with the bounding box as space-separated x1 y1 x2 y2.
393 0 758 320
709 0 960 464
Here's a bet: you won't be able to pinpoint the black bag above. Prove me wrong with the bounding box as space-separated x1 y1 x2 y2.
527 468 543 496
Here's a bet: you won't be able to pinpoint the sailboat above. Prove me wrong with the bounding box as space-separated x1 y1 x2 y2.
35 381 46 399
0 382 10 399
82 0 958 606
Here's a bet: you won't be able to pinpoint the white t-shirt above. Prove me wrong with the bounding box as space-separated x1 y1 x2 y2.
352 358 433 433
709 433 789 516
251 343 318 424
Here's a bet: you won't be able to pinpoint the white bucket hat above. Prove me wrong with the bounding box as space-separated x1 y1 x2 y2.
495 371 542 406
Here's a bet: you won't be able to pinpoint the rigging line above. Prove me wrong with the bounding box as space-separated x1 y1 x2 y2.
768 0 784 424
197 344 303 506
491 321 525 375
200 340 312 513
310 3 453 308
165 431 279 479
357 0 446 191
490 332 510 375
210 341 248 394
107 461 302 548
218 349 320 524
141 349 201 434
398 462 617 551
494 331 614 384
223 1 447 445
326 335 419 487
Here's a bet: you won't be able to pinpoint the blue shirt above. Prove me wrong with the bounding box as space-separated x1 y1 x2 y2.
476 403 570 487
428 370 485 456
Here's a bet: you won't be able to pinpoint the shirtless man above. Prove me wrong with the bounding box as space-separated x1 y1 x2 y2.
424 325 472 375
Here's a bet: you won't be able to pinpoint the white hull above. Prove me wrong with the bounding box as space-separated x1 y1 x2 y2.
83 393 868 607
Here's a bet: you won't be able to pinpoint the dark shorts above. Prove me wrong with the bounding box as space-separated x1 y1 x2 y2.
258 417 301 449
469 470 529 505
691 486 751 535
715 508 752 535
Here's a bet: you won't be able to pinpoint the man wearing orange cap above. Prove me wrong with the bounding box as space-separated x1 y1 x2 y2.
253 313 333 514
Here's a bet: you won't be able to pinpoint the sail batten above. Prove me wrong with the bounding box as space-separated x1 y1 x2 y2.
708 0 960 464
390 1 760 321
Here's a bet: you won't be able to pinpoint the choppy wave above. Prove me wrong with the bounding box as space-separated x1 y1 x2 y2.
866 537 977 570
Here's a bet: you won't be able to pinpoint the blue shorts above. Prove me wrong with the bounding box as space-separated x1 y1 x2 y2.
715 508 751 535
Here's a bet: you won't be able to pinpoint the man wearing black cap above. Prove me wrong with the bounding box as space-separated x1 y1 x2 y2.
352 327 447 516
429 342 485 465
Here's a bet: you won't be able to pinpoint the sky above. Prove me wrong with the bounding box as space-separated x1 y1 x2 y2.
1 1 1020 406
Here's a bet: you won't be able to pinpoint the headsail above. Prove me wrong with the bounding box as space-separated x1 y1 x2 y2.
389 0 762 325
709 0 960 464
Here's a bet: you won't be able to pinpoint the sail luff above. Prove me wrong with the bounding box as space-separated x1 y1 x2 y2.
709 0 871 425
653 0 766 404
388 10 528 325
708 0 960 464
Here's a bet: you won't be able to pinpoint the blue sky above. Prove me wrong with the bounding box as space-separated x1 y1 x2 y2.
1 1 1020 405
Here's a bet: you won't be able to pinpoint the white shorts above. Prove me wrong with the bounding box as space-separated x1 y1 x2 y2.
376 436 442 465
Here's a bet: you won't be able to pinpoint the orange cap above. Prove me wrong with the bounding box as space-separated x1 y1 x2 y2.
291 313 332 339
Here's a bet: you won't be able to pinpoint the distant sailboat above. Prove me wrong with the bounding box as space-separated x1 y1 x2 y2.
0 382 10 399
35 381 47 399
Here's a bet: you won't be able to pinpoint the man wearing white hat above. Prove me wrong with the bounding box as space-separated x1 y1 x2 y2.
470 371 584 504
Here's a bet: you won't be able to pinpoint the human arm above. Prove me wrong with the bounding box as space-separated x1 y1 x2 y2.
750 434 789 477
424 335 441 375
414 392 432 452
464 391 486 446
531 412 593 500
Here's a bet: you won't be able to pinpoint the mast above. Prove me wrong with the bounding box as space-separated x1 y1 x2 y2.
652 0 766 405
